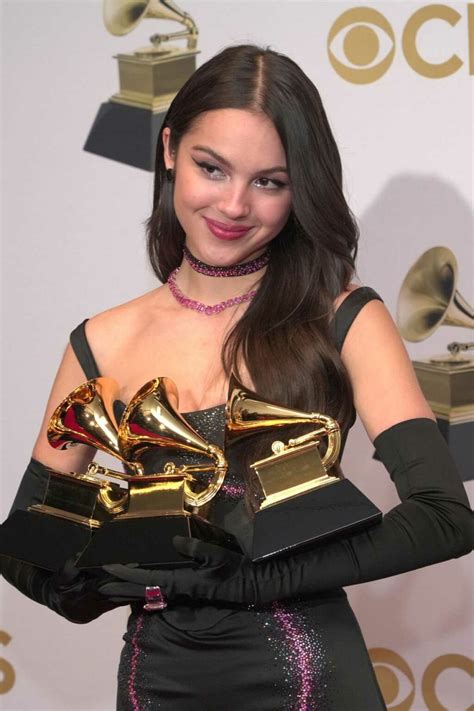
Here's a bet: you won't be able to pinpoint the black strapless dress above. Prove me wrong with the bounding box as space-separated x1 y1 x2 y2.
67 286 387 710
115 405 386 711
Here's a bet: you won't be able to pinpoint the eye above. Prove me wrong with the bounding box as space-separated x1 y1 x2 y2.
422 653 474 709
369 648 415 708
327 7 395 84
254 177 287 190
194 160 226 180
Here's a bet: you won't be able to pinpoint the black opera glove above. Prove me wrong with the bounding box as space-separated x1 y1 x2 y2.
102 538 259 606
0 554 133 624
1 458 135 623
104 418 473 609
48 558 132 623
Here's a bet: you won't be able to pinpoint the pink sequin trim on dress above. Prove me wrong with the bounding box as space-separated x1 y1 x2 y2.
271 602 314 711
128 613 145 711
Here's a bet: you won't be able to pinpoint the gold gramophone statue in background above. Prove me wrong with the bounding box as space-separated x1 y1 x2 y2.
224 375 382 561
397 246 474 481
84 0 200 170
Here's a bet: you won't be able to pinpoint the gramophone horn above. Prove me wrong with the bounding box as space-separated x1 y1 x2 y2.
104 0 197 37
47 378 123 458
118 377 227 507
226 375 341 472
397 246 474 342
46 378 130 516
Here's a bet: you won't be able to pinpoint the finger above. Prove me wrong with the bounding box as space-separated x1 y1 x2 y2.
175 537 234 567
147 569 189 598
108 598 141 606
172 536 205 559
102 564 158 585
55 557 82 587
98 581 144 599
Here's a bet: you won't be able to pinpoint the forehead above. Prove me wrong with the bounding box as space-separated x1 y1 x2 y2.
181 109 287 166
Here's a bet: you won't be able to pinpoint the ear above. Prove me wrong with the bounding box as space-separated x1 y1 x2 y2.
162 128 175 170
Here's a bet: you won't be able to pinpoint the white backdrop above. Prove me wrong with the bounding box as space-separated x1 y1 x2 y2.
1 1 473 709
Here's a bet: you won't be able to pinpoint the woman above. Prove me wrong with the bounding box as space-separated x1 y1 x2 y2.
2 45 472 710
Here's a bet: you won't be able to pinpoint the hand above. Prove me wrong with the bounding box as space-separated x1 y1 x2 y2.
101 536 259 607
49 558 134 623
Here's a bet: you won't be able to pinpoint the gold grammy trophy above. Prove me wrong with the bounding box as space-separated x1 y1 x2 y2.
397 246 474 481
71 376 238 567
0 379 128 571
84 0 199 170
225 376 382 561
0 375 236 569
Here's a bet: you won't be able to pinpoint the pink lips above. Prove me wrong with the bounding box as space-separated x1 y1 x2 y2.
203 216 254 241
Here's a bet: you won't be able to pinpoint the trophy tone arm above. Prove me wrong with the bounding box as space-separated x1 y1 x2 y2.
182 444 228 508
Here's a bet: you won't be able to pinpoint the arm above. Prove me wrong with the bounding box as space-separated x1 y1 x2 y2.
30 342 99 473
1 343 124 623
102 301 472 606
7 343 98 515
341 297 435 440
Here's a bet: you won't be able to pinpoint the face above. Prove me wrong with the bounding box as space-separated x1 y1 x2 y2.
162 109 292 266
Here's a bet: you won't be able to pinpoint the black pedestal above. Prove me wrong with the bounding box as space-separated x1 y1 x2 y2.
249 478 382 561
84 101 166 171
76 514 241 569
0 510 92 571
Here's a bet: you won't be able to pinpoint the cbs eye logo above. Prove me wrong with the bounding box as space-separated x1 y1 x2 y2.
369 648 474 710
328 4 474 83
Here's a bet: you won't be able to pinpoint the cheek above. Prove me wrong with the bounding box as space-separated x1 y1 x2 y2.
174 178 216 213
258 195 292 231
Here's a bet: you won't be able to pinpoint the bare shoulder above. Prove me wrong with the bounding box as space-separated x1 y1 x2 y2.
339 294 434 441
340 293 400 357
86 287 163 336
85 286 168 369
333 282 361 311
31 286 169 468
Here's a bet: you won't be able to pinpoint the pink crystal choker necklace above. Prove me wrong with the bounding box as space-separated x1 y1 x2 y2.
167 267 257 315
183 245 270 277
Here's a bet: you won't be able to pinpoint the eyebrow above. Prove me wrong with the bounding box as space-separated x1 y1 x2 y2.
191 145 288 175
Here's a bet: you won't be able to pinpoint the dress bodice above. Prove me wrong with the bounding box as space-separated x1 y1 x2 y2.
70 286 383 540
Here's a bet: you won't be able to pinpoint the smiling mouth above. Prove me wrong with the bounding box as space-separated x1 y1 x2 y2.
203 216 255 240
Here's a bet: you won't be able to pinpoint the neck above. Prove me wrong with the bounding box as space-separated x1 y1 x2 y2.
174 259 266 302
183 245 270 277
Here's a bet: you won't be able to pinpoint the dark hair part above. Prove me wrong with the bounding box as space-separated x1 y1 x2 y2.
147 44 358 428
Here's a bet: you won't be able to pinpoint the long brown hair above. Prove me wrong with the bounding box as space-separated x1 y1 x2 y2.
147 45 358 429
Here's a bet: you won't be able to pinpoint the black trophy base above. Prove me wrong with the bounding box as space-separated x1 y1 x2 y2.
0 510 92 571
84 101 166 171
249 479 382 561
76 514 241 569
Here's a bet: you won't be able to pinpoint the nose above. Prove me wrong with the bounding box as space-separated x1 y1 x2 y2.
217 181 251 220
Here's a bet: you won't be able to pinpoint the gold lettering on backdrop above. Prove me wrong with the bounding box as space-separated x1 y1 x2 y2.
327 7 395 84
402 5 463 78
422 654 474 711
328 4 473 82
369 648 415 710
0 631 15 694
